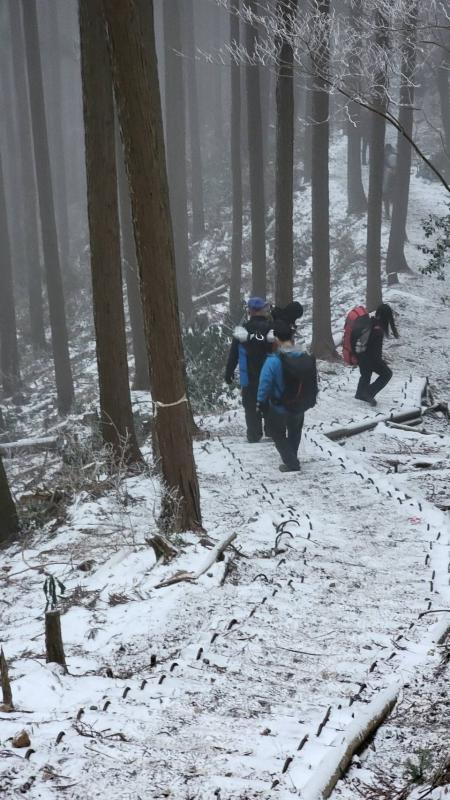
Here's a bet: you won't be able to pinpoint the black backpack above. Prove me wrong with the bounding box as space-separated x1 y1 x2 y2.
279 351 318 413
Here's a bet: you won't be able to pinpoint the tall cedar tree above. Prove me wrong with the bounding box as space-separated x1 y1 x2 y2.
0 455 18 544
274 0 298 307
311 0 336 359
366 11 389 310
436 58 450 179
22 0 74 414
182 0 205 242
79 0 142 464
386 4 418 274
162 0 194 322
229 1 243 323
0 149 20 396
8 1 45 350
42 1 70 272
102 0 202 532
115 122 150 392
245 0 267 298
346 0 367 215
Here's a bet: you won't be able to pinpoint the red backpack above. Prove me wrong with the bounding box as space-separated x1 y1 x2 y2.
343 306 370 365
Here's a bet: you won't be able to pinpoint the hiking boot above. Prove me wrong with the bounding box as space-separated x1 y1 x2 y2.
279 463 300 473
247 436 262 443
356 394 377 407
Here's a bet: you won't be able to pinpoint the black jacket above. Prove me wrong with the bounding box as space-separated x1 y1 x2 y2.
225 316 273 386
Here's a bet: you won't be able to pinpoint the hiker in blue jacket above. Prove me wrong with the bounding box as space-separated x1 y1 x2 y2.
256 321 306 472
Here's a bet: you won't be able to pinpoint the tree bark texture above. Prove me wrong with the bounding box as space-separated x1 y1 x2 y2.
274 0 298 307
386 5 418 274
102 0 202 532
79 0 142 464
436 59 450 179
346 0 366 215
22 0 74 415
229 1 243 323
45 610 67 670
366 11 388 310
41 0 70 273
245 0 266 298
115 121 150 392
0 454 18 544
182 0 205 242
162 0 193 322
311 0 336 359
8 1 46 351
0 149 20 396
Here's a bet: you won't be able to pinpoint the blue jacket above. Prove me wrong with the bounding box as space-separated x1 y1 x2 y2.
257 349 304 414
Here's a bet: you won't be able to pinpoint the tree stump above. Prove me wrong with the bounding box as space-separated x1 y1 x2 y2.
45 611 67 671
0 647 13 708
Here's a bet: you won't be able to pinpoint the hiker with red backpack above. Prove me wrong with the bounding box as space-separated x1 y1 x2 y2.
256 320 318 472
343 303 399 406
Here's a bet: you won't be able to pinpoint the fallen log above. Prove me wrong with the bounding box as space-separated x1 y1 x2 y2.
301 682 400 800
0 437 58 457
192 284 227 308
155 532 237 589
324 407 423 441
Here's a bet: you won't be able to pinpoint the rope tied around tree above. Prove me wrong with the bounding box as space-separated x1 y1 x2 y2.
153 394 188 415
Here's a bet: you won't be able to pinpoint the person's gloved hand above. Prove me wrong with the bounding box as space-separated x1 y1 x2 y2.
256 401 268 419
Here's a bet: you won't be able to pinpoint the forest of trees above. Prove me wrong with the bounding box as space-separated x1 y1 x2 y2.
0 0 449 536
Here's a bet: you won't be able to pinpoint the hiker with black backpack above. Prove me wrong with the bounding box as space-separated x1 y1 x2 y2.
225 297 274 442
343 303 399 406
256 320 318 472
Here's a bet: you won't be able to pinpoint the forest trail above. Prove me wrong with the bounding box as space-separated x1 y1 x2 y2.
1 271 449 799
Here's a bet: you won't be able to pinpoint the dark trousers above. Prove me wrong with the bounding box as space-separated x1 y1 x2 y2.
268 408 304 468
242 385 263 442
356 356 392 400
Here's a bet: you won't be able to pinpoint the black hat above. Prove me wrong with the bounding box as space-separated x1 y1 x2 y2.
273 320 294 342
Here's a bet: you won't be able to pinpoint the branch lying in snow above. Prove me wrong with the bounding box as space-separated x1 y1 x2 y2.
301 682 400 800
0 437 58 456
155 533 237 589
323 408 423 441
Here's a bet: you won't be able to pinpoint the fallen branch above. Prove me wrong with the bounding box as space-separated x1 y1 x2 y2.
155 532 237 589
0 437 58 456
324 408 423 441
301 682 400 800
192 284 228 307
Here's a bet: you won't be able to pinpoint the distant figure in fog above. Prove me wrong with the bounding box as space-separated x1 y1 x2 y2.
355 303 399 406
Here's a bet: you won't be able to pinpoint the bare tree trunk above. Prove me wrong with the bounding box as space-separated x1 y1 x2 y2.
102 0 202 532
436 59 450 179
45 610 67 670
229 1 243 323
79 0 142 464
182 0 205 242
0 44 27 287
311 0 336 360
0 149 20 397
162 0 193 322
115 121 150 392
245 0 266 298
274 0 298 307
8 1 46 351
41 1 71 275
22 0 74 415
303 63 313 184
366 11 388 310
386 5 418 274
346 0 366 215
0 454 18 544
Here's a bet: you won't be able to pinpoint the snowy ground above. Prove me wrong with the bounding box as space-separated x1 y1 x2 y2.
1 161 450 798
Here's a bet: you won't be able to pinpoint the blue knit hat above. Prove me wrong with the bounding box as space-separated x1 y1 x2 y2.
247 296 269 311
